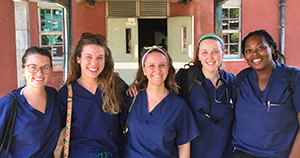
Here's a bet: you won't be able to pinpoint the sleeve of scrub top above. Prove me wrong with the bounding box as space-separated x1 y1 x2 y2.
292 68 300 112
0 96 13 142
57 85 68 129
175 99 200 145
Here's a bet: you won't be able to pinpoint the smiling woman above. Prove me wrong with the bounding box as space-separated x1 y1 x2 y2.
175 33 235 158
122 46 200 158
232 29 300 158
0 46 61 158
57 32 128 158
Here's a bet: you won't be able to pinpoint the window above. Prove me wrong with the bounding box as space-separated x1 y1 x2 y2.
222 0 241 57
39 8 64 58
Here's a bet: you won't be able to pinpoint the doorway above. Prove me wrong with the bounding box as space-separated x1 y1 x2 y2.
138 19 167 60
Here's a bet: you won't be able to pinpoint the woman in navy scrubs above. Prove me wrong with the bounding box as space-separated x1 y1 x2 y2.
232 29 300 158
123 46 199 158
57 33 127 158
0 46 60 158
175 33 235 158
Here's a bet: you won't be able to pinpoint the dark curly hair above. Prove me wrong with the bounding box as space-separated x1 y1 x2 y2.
241 29 285 62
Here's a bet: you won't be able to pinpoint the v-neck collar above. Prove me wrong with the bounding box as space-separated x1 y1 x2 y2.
198 69 226 91
19 86 52 117
74 80 100 97
141 91 170 119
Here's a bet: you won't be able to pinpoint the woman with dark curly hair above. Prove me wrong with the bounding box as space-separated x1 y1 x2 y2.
232 29 300 158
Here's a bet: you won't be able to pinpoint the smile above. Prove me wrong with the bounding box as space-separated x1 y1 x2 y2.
34 77 44 81
88 68 98 72
207 61 216 66
153 75 162 78
252 58 261 63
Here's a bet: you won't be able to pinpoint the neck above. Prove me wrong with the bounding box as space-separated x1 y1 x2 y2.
255 61 275 79
146 84 168 97
23 85 46 98
77 76 99 94
202 67 220 87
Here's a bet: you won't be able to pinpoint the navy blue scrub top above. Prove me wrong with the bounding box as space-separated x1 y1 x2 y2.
232 62 300 157
0 86 61 158
175 68 235 158
57 80 127 156
123 91 200 158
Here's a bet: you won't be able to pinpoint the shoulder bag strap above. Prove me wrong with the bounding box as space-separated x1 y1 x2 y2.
179 69 189 105
64 84 73 158
124 96 136 136
286 66 297 93
0 92 18 158
232 67 252 106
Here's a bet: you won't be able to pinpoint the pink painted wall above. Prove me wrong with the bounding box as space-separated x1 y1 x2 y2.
284 0 300 67
72 0 106 43
29 2 39 46
0 1 17 97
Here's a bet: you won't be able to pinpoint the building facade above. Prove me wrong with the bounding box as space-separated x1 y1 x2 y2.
1 0 300 97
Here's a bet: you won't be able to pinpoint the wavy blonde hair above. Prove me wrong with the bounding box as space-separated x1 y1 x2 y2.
64 34 125 114
134 49 178 94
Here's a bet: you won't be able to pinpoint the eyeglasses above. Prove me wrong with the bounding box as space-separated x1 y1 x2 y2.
80 32 105 41
26 64 52 74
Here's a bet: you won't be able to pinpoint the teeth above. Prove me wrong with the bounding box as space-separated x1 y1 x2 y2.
253 59 261 62
153 75 162 78
88 68 98 71
34 78 44 81
207 61 215 65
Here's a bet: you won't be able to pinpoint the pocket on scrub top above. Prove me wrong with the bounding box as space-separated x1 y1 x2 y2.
261 102 286 131
151 129 177 154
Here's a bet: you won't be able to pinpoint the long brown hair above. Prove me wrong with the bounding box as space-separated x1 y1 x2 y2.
64 33 125 114
134 48 178 94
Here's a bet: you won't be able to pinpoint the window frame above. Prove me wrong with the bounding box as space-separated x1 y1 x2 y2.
222 3 241 58
38 7 64 60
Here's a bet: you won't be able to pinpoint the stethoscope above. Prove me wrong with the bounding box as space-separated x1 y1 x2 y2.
195 69 229 124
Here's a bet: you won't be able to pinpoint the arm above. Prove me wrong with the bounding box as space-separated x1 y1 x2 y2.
288 113 300 158
178 142 190 158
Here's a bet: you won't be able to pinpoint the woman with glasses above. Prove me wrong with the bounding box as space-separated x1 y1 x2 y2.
57 33 128 158
123 46 199 158
175 33 235 158
232 29 300 158
0 46 60 158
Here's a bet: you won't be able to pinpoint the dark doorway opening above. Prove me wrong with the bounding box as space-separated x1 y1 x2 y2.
138 19 167 60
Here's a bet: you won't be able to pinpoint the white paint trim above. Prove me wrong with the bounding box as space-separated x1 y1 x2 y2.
223 58 244 62
114 62 188 69
114 62 138 69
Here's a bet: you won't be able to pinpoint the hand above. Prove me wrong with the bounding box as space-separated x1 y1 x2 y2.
126 83 138 97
